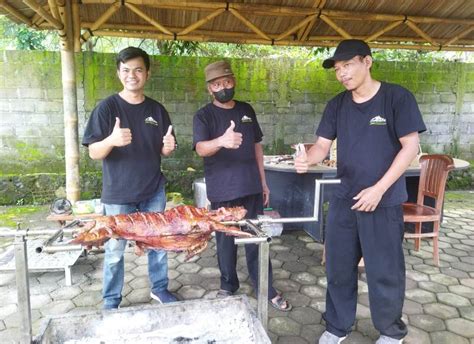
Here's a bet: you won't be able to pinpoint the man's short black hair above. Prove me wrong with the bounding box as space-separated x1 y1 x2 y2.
116 47 150 71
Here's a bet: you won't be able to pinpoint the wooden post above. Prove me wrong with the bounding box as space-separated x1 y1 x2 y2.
58 0 81 203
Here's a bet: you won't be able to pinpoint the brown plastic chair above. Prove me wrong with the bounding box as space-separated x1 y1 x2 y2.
403 154 454 266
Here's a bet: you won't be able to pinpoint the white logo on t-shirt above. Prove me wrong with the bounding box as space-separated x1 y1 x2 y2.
369 115 386 125
241 115 252 123
145 116 159 126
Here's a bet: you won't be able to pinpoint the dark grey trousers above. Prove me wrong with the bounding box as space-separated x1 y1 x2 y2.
324 197 407 339
211 193 278 299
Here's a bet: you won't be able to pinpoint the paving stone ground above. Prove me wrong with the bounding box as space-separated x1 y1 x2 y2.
0 191 473 343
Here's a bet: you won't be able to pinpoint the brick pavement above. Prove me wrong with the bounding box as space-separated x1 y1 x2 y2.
0 193 473 343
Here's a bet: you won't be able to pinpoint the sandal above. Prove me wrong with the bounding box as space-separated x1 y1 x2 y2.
270 294 292 312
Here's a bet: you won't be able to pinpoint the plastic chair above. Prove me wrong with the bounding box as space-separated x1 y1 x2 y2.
403 154 454 266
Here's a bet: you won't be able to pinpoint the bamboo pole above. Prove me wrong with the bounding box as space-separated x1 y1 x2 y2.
23 0 63 30
444 25 474 46
228 8 271 41
48 0 60 20
124 2 173 35
365 20 403 42
0 0 32 26
31 10 46 27
92 29 474 51
297 0 325 41
276 14 317 41
405 20 438 47
83 22 474 50
72 0 81 52
178 8 225 36
321 9 474 25
58 0 81 203
81 2 121 43
298 15 318 41
43 21 474 48
320 14 352 39
79 22 474 45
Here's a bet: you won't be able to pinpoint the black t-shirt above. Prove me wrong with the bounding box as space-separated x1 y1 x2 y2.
82 94 173 204
316 82 426 206
193 101 264 202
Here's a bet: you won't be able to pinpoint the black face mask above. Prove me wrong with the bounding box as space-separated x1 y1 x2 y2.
213 87 235 103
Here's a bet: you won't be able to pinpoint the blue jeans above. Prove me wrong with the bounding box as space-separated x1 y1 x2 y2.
102 186 169 309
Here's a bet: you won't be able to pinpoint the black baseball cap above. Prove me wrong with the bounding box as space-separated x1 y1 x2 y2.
322 39 372 69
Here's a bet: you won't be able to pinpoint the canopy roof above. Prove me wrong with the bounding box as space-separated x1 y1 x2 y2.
1 0 474 51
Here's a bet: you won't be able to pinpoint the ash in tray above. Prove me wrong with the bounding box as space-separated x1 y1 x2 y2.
264 155 336 168
63 310 257 344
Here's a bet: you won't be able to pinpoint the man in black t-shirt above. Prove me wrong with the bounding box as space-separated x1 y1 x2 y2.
82 47 178 309
193 61 291 311
295 40 426 344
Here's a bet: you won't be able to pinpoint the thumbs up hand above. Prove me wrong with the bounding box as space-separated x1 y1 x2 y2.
294 143 309 174
162 125 176 154
219 120 243 149
110 117 132 147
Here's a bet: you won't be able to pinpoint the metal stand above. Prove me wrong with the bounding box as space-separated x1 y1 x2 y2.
227 178 341 329
0 226 84 343
2 178 342 340
234 220 271 330
14 234 32 344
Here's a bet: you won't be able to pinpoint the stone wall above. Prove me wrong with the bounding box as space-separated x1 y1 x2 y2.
0 50 473 176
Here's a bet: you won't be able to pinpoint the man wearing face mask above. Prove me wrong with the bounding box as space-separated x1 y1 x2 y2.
192 61 292 311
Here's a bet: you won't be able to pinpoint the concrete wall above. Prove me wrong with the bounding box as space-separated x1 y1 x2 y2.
0 50 473 176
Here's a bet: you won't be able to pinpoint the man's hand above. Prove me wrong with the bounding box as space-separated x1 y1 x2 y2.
162 125 176 154
351 184 386 212
294 145 309 174
262 183 270 207
109 117 132 147
219 120 242 149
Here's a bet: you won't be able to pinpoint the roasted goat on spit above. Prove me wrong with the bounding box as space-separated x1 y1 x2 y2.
71 205 251 258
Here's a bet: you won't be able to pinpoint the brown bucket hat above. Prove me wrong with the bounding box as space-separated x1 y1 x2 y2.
204 61 234 82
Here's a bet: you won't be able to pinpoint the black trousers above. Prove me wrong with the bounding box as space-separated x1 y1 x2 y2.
211 193 278 299
324 197 407 339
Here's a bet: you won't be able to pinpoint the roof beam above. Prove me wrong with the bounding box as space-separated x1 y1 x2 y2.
444 25 474 46
229 8 271 41
0 0 32 26
92 28 474 51
178 8 225 36
124 2 173 36
365 20 403 43
80 2 120 43
47 0 60 20
321 9 474 25
276 14 318 41
297 0 325 41
76 21 474 47
405 20 439 47
320 14 352 39
23 0 63 30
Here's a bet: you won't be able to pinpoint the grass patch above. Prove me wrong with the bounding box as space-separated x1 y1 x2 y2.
445 190 474 203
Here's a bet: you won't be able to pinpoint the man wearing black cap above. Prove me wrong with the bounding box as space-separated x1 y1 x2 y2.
193 61 292 311
295 40 426 343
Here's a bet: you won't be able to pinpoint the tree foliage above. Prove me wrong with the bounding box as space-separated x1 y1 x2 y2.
0 16 57 50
